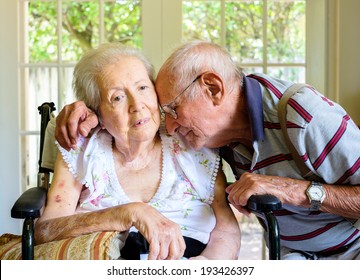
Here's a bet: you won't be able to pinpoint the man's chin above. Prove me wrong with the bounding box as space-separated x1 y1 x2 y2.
178 133 205 150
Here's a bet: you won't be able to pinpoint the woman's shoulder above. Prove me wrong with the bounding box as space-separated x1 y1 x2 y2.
56 127 114 191
56 127 113 172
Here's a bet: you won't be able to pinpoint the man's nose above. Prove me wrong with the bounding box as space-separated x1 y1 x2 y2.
165 115 179 135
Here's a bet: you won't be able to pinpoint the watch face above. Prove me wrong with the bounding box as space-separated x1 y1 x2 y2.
309 186 323 200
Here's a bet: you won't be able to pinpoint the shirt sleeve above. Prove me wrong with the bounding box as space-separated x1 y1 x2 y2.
287 87 360 184
56 127 112 206
56 133 89 185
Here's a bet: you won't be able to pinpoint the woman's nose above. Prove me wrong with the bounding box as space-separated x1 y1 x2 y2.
165 115 179 135
129 96 144 112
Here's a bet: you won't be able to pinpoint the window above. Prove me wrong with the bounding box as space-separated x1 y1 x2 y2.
182 0 306 81
19 0 143 189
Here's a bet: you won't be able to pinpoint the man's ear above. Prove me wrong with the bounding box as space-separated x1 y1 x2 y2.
201 72 225 105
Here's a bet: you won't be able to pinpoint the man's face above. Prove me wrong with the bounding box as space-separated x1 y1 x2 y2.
155 72 217 150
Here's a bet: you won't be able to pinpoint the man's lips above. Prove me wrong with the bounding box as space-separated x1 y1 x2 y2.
177 127 192 137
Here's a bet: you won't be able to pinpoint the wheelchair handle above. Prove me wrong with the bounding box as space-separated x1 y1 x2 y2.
37 102 56 173
246 194 282 260
246 194 282 214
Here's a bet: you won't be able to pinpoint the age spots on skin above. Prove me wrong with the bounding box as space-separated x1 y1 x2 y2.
55 195 61 203
58 180 65 188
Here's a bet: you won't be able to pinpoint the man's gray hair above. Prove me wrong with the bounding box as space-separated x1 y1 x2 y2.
158 40 242 99
73 42 155 113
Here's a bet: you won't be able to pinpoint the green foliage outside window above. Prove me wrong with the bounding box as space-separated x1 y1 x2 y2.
27 0 305 78
182 0 306 82
28 0 141 63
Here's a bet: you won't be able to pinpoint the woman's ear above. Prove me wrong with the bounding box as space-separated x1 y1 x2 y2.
98 116 105 129
201 72 225 105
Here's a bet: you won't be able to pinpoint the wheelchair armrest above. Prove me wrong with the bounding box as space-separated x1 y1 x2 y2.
11 187 47 219
246 194 282 214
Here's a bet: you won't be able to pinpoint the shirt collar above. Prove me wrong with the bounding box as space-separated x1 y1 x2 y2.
243 75 264 141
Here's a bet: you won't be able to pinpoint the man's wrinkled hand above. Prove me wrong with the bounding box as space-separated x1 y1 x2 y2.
55 101 98 151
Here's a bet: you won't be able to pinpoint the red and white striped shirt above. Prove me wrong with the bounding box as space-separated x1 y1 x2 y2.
223 73 360 253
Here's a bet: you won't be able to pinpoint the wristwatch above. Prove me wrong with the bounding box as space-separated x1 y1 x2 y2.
306 181 326 211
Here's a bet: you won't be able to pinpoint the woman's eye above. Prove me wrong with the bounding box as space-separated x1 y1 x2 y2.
139 85 148 91
112 95 124 102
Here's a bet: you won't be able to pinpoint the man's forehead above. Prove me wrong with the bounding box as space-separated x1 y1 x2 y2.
155 76 176 102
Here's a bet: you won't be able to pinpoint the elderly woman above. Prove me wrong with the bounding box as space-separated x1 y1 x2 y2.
34 43 240 260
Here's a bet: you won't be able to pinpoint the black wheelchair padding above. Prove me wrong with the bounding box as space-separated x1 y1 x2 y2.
120 232 206 260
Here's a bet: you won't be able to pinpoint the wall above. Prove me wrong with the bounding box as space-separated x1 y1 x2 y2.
337 1 360 125
0 0 22 234
327 0 360 125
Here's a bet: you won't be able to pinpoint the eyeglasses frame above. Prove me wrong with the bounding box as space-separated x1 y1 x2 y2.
161 74 202 119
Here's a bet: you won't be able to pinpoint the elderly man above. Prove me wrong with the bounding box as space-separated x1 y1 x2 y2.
56 41 360 260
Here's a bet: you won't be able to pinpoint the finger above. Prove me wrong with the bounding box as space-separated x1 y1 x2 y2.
226 184 237 204
147 240 160 260
78 111 99 137
55 103 83 150
55 116 72 151
166 237 186 260
225 183 235 193
66 109 88 145
227 186 247 206
157 239 171 260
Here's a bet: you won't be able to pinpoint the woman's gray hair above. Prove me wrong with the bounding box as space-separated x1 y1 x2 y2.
73 42 155 113
158 40 243 99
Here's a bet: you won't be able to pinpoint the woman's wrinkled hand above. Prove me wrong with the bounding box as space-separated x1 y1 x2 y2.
130 203 186 260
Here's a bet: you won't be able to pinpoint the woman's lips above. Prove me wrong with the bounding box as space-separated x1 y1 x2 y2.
133 117 150 127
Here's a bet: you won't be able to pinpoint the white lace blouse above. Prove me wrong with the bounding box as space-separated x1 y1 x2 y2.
57 124 221 244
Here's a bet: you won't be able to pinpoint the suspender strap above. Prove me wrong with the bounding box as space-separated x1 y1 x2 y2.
278 83 322 181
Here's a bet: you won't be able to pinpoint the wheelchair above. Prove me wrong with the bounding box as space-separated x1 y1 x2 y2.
11 102 282 260
11 102 55 260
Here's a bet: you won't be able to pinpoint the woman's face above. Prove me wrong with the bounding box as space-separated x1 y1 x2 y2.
98 56 161 146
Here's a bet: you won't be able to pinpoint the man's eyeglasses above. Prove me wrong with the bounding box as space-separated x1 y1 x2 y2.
161 74 202 119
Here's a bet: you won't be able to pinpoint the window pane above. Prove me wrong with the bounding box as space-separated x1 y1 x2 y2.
62 1 100 62
22 68 58 131
267 0 306 63
242 67 263 76
225 0 263 64
182 0 222 44
21 135 40 190
61 67 76 109
104 0 142 48
267 66 305 83
28 1 58 63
